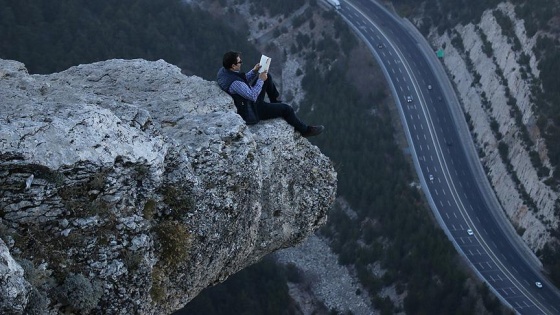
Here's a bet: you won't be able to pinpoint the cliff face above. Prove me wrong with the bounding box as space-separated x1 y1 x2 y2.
429 2 557 250
0 58 337 314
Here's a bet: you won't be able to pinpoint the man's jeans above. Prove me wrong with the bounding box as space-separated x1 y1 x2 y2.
254 74 308 133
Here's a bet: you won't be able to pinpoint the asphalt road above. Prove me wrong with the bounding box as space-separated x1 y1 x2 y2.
334 0 560 313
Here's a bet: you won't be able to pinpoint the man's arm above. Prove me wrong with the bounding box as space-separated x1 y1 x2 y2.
245 68 258 82
229 79 263 102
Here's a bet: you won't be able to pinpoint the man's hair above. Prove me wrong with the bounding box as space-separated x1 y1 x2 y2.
223 51 240 69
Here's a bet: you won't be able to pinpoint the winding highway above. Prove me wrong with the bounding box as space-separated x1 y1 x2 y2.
333 0 560 313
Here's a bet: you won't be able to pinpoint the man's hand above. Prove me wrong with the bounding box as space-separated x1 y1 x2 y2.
253 63 261 72
259 71 268 81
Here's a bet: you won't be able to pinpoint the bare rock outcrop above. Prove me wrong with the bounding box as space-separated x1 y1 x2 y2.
0 58 337 314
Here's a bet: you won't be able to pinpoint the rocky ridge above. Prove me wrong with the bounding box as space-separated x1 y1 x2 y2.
0 58 337 314
429 2 557 250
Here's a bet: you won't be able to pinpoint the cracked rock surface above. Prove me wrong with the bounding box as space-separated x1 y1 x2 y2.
0 58 337 314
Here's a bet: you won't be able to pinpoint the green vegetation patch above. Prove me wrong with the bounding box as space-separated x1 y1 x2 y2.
154 220 192 268
54 273 103 312
160 184 196 220
150 266 167 304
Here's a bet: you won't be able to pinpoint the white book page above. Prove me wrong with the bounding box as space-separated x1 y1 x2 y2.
258 55 271 73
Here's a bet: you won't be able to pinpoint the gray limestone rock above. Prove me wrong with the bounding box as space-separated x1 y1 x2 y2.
0 238 31 315
0 58 337 314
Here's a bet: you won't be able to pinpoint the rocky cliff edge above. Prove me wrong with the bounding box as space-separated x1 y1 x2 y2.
0 58 337 314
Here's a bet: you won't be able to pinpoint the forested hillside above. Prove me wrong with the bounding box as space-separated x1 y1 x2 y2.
0 0 261 79
0 0 519 314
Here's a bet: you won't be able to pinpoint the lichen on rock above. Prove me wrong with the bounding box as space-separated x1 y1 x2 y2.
0 58 337 314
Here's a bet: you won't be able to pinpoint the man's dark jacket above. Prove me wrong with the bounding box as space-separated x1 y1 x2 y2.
216 67 259 124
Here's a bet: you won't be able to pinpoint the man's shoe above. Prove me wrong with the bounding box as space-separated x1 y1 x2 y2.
302 125 324 137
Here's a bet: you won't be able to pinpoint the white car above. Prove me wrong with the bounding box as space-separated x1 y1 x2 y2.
406 95 413 103
429 174 434 182
467 229 474 236
428 84 432 90
535 281 543 288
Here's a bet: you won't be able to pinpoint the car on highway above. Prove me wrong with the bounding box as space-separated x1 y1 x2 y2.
467 229 474 236
378 43 383 49
429 174 434 182
535 281 543 289
406 95 413 103
428 84 432 90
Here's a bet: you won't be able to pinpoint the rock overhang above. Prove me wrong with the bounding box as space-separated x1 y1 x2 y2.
0 58 337 314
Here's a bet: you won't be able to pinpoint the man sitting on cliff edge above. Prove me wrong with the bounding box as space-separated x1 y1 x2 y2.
217 51 324 137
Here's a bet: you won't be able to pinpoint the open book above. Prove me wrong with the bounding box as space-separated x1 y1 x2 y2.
258 55 271 73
